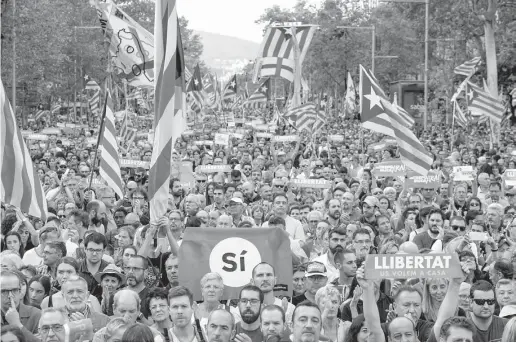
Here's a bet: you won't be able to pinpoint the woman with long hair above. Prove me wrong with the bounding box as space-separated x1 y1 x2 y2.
251 205 265 227
422 278 465 322
27 275 51 309
2 231 25 257
502 316 516 342
121 323 155 342
205 182 216 207
344 314 371 342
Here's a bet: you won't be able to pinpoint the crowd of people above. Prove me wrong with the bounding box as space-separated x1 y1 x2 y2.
1 108 516 342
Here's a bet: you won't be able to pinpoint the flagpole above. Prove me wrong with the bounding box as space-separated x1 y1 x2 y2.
87 80 109 193
12 0 16 119
450 101 456 150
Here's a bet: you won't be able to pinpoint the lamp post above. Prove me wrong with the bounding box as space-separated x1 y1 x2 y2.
380 0 429 129
74 26 99 122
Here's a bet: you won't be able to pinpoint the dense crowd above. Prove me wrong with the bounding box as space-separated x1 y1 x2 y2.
1 110 516 342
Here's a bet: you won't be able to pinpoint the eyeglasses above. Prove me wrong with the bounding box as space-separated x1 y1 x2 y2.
239 298 260 305
1 288 21 296
86 248 104 255
469 202 480 206
124 266 144 273
58 215 66 219
39 324 64 335
472 299 496 306
315 164 323 167
451 225 466 232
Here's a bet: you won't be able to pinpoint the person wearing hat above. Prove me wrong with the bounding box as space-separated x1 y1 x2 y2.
95 264 126 316
360 196 380 232
227 198 255 227
292 262 328 306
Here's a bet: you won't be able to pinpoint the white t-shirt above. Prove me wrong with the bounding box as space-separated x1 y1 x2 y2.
22 248 43 266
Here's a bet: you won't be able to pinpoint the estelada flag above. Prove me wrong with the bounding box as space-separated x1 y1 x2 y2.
179 227 292 301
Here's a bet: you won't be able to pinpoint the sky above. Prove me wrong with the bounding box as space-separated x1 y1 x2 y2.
177 0 309 43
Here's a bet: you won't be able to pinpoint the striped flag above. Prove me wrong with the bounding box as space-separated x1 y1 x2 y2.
126 88 143 101
89 89 101 117
85 80 101 91
51 103 61 114
186 64 205 113
98 88 124 198
202 74 216 106
1 81 47 221
253 25 316 83
466 81 504 123
392 93 415 128
453 101 468 127
35 109 49 121
223 74 237 101
121 128 138 150
313 108 327 133
359 65 432 175
243 78 270 109
283 102 317 132
454 57 481 77
149 0 186 223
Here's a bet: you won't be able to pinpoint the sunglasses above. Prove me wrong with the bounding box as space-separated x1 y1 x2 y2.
470 202 480 206
58 215 66 218
451 225 466 232
472 299 496 306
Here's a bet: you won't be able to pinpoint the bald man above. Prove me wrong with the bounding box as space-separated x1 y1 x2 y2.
399 242 419 254
216 215 233 228
86 200 109 235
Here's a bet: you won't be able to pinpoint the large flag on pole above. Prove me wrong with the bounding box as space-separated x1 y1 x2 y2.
243 78 271 109
98 88 124 198
466 81 504 123
1 81 47 221
454 57 481 77
359 65 432 175
149 0 186 223
222 74 238 101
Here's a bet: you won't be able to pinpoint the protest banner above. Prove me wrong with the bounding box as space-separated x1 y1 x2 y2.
193 140 212 146
119 159 150 169
272 135 299 142
290 178 332 189
231 133 244 140
504 169 516 186
256 132 273 139
364 254 463 279
214 133 230 146
20 130 34 137
372 160 406 177
405 170 441 189
453 166 475 181
179 227 292 300
40 128 62 135
27 134 49 141
328 135 345 142
196 165 231 173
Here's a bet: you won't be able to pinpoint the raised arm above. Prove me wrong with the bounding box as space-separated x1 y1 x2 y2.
356 266 385 342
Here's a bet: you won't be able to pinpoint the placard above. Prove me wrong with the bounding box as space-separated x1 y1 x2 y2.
372 160 406 177
328 135 345 142
504 169 516 186
193 140 212 146
256 132 273 139
21 130 34 136
214 133 230 146
290 179 332 189
27 134 49 141
364 254 463 279
119 159 150 169
405 171 441 189
40 128 62 135
272 135 299 142
453 166 474 181
196 165 231 173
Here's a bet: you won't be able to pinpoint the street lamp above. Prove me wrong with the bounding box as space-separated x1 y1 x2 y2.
380 0 429 129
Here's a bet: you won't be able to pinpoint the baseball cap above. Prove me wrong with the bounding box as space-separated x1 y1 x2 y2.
126 181 138 191
363 196 379 207
277 151 286 156
229 197 243 204
505 187 516 196
305 262 327 277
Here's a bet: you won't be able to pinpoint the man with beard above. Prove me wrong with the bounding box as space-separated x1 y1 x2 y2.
260 305 288 342
312 227 347 281
360 196 379 232
413 208 445 251
164 253 179 289
122 255 152 319
263 193 305 240
352 228 373 261
325 199 343 229
78 232 109 302
242 182 260 205
168 178 184 210
62 276 109 331
105 207 128 249
235 285 264 342
329 249 357 300
251 263 295 325
341 192 361 224
86 200 109 235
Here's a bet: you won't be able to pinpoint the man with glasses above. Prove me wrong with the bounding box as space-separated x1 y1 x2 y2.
123 255 152 319
38 307 68 342
235 285 264 342
78 232 109 302
1 271 41 341
292 262 328 306
296 160 312 180
420 187 441 208
450 216 467 237
352 228 373 261
360 196 379 231
467 280 507 341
